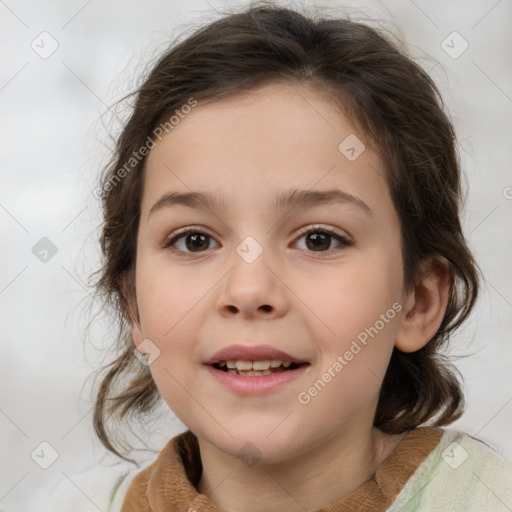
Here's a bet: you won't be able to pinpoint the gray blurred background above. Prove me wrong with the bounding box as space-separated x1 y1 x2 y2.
1 0 511 510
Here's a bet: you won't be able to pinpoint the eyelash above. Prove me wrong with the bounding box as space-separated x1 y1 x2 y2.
162 224 352 257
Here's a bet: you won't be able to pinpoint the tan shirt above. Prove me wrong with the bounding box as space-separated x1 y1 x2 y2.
120 426 443 511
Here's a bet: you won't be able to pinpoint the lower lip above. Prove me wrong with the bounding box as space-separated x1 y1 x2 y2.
204 364 310 395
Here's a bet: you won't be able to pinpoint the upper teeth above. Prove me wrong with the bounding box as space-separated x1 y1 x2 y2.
219 360 292 370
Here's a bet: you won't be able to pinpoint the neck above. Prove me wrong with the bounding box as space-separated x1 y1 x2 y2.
197 424 403 512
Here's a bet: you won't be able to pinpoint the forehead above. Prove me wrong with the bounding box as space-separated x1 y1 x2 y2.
141 82 391 220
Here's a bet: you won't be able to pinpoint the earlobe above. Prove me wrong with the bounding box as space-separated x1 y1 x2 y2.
395 257 451 353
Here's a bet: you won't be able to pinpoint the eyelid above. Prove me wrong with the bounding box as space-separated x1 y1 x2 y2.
294 223 351 242
161 225 216 248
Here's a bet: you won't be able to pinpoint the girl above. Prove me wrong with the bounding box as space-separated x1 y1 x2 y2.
90 3 512 511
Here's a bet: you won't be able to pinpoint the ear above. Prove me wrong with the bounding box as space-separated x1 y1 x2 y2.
119 272 144 347
395 256 451 353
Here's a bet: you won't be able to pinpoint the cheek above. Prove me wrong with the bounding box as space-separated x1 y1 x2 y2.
135 255 209 339
296 250 403 401
304 252 403 341
135 261 202 417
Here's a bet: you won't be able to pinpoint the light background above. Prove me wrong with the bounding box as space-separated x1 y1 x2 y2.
1 0 511 510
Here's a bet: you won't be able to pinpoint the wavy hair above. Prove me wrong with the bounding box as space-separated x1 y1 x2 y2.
87 2 480 462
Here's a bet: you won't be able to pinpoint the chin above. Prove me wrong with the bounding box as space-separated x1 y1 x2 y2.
200 417 309 466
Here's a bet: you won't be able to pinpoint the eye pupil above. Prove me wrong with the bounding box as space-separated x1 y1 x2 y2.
306 232 330 251
169 228 346 255
187 233 209 251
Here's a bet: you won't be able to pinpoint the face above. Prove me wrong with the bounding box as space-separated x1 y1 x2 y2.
129 82 409 464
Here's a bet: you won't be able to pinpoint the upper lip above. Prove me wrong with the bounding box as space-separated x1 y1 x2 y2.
204 344 309 365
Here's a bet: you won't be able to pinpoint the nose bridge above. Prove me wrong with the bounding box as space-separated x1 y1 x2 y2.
230 232 273 294
216 231 287 317
235 234 266 266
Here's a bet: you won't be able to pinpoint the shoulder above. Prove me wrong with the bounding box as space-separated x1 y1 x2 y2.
24 463 144 512
109 464 155 512
387 427 512 512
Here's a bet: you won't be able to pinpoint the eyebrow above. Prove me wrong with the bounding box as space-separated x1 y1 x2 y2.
148 188 373 218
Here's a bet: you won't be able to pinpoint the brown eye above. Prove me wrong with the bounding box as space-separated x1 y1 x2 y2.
305 232 331 251
164 225 351 256
294 227 351 253
183 233 210 252
164 229 219 254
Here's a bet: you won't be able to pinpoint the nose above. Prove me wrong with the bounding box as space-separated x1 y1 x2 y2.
215 242 289 320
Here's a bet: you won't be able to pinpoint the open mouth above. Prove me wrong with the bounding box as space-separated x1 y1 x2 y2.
211 360 308 376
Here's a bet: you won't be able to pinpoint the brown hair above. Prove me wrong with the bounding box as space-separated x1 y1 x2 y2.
88 2 479 462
